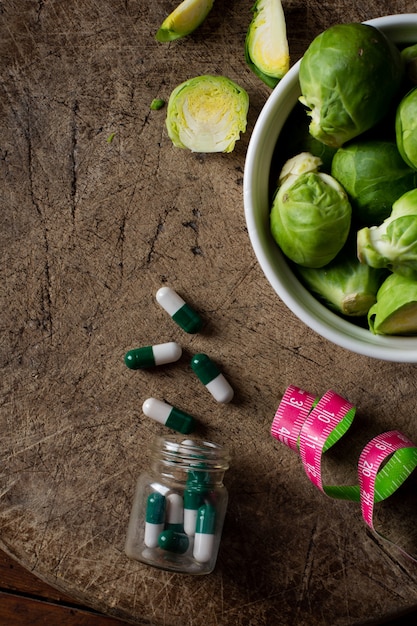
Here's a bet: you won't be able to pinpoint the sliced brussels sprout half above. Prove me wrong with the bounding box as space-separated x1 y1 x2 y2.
299 23 403 148
245 0 290 88
165 75 249 153
368 273 417 335
270 153 352 268
396 86 417 170
156 0 214 42
357 188 417 280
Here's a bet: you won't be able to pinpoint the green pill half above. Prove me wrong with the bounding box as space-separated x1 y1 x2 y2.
146 492 166 524
158 529 190 554
190 353 220 385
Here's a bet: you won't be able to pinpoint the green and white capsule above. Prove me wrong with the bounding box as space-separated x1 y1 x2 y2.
156 286 203 333
142 397 195 434
183 488 205 536
124 341 182 369
193 503 216 563
184 463 210 536
190 353 234 403
144 492 166 548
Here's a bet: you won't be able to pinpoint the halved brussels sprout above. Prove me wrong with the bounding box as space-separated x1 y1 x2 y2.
297 239 386 317
156 0 214 42
396 86 417 169
245 0 290 88
331 140 417 225
165 75 249 153
357 188 417 280
299 23 403 148
368 273 417 335
270 153 352 268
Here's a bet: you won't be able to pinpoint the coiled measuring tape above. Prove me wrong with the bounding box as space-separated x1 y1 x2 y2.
271 385 417 561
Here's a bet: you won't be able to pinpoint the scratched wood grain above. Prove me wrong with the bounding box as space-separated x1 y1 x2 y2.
2 1 417 625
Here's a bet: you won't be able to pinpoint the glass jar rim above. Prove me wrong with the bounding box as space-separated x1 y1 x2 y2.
151 435 231 472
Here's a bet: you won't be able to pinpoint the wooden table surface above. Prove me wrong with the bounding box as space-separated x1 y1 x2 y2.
2 2 417 625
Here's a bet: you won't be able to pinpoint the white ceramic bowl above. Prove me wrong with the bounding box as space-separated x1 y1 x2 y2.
244 14 417 362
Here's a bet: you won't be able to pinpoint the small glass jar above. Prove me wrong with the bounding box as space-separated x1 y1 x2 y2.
125 436 230 575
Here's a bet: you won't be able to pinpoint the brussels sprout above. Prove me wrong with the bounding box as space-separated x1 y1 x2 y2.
401 42 417 84
165 75 249 153
357 188 417 279
270 153 352 268
245 0 290 88
331 140 417 225
396 86 417 169
299 23 404 148
297 240 387 317
156 0 214 42
368 273 417 335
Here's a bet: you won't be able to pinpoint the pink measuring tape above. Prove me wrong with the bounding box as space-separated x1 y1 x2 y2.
271 385 417 561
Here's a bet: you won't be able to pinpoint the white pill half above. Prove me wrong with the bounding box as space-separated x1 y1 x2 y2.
142 398 171 425
193 532 215 563
144 521 164 549
152 341 182 365
166 492 184 527
206 374 234 404
156 287 185 316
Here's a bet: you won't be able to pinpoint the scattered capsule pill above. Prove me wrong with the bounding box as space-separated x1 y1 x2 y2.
193 503 216 563
190 353 234 403
142 398 195 434
124 341 182 370
158 529 189 554
165 492 184 532
144 492 166 548
156 286 203 334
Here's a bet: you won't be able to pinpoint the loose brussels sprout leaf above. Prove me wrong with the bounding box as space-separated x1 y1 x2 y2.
166 75 249 153
331 140 417 225
270 153 352 268
368 273 417 335
299 23 404 148
396 86 417 169
357 188 417 279
245 0 290 88
150 98 165 111
156 0 214 42
297 239 386 317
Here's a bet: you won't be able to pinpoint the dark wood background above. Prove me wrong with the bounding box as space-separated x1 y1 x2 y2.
2 1 417 625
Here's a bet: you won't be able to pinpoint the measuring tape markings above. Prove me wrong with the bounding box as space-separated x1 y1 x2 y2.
271 385 417 560
270 384 316 452
299 390 356 493
358 430 417 530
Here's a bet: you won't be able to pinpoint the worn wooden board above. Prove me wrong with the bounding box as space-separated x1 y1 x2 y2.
2 1 417 625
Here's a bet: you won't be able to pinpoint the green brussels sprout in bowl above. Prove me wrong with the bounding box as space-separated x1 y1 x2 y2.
243 14 417 362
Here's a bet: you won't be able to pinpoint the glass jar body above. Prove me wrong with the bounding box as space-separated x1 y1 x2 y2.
125 437 230 575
